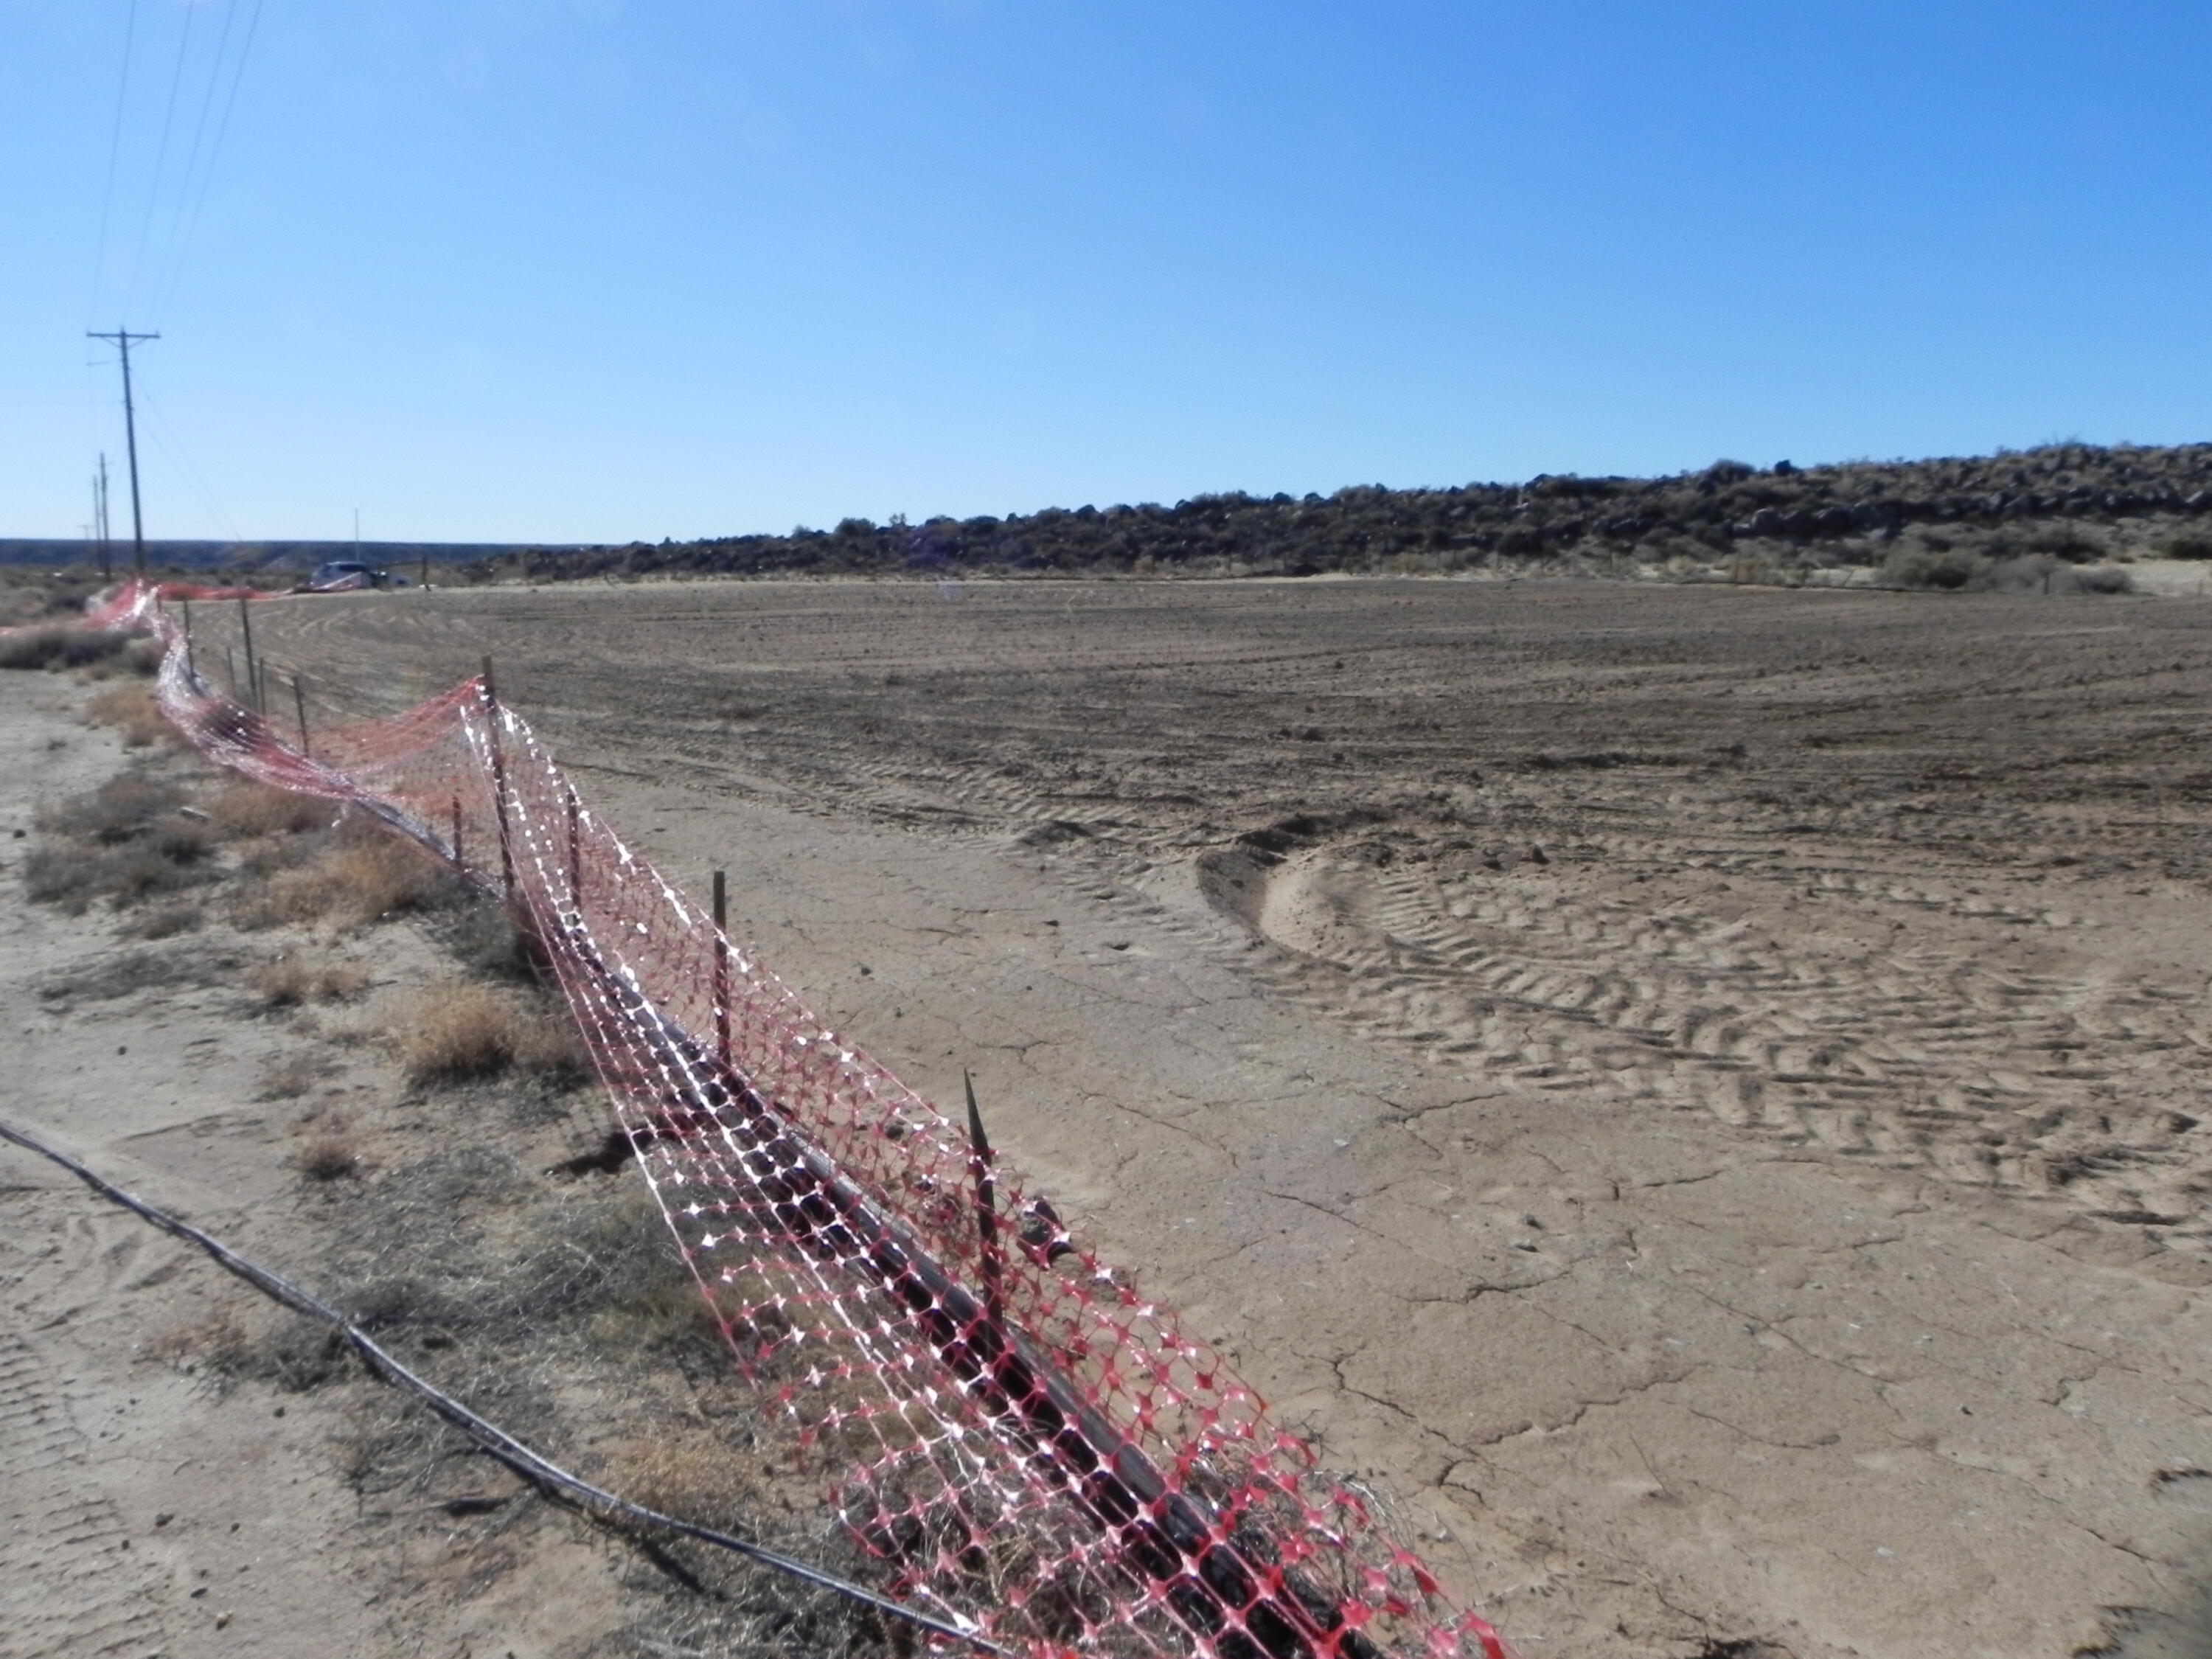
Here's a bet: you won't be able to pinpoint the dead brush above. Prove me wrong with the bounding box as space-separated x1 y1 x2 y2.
0 625 136 672
298 1130 363 1180
212 780 334 838
594 1429 764 1530
86 682 170 747
248 830 463 930
250 952 371 1008
24 771 215 914
384 977 580 1085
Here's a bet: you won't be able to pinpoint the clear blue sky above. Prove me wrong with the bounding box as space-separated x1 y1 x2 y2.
4 1 2208 544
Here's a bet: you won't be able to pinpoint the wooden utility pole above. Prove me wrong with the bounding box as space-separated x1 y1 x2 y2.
86 330 158 580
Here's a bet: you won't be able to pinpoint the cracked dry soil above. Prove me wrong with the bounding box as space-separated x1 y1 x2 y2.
216 575 2212 1658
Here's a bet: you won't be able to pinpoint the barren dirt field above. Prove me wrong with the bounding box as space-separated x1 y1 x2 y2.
199 576 2212 1658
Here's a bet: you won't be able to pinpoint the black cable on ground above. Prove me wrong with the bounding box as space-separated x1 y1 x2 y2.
0 1114 999 1656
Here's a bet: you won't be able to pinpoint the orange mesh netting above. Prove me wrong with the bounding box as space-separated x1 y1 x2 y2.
27 582 1514 1659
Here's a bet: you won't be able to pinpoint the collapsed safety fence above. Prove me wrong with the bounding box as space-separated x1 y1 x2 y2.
30 582 1515 1659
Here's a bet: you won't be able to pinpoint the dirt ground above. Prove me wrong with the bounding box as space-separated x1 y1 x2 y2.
0 675 880 1658
16 574 2212 1658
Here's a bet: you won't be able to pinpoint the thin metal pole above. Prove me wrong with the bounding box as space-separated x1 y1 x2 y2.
293 674 310 755
223 644 236 698
712 869 730 1069
237 597 259 713
566 787 582 909
179 598 192 677
481 655 512 897
451 796 465 869
965 1071 1007 1334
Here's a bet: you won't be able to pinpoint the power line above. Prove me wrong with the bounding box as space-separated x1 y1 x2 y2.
145 0 241 320
86 0 140 324
136 383 248 547
150 0 267 325
121 4 197 322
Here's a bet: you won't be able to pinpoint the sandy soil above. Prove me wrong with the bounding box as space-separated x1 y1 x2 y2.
39 577 2212 1657
0 679 869 1658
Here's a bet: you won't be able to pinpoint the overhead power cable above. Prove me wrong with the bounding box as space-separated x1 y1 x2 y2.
0 1113 1000 1656
150 0 268 325
121 3 197 322
87 0 142 326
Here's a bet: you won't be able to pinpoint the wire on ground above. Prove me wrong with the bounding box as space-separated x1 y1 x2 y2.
0 1113 998 1654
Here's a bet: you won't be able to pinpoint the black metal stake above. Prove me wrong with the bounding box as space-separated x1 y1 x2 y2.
179 598 192 678
451 796 465 869
238 597 259 714
965 1071 1006 1334
712 869 730 1069
481 655 512 898
566 787 582 911
293 674 310 755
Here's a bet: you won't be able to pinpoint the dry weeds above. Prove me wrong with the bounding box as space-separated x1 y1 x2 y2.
382 975 586 1085
299 1132 363 1180
86 682 170 746
212 780 334 838
250 952 371 1008
243 832 462 931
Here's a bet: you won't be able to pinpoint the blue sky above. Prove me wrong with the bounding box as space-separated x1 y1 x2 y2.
4 1 2208 543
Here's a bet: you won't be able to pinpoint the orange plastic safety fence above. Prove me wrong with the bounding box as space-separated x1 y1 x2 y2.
43 583 1516 1659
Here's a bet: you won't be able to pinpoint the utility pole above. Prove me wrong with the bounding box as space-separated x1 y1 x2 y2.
86 329 158 580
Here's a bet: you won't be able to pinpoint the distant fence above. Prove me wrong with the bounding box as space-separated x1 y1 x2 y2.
19 582 1513 1659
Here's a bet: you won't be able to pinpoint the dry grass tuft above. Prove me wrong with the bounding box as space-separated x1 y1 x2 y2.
385 978 558 1083
299 1132 362 1180
594 1430 761 1527
86 683 170 746
246 832 463 930
250 952 371 1008
257 1052 337 1101
125 900 204 939
24 771 215 914
0 625 138 672
212 780 333 838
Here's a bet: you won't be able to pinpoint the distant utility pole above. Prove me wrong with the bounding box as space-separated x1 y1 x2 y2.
94 453 112 580
86 328 159 579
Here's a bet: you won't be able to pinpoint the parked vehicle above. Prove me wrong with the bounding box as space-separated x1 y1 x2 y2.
299 560 408 593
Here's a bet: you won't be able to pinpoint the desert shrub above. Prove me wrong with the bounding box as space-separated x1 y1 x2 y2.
212 780 333 838
2163 531 2212 560
383 976 585 1086
250 953 371 1007
86 684 169 747
244 831 463 929
37 771 183 842
125 901 203 939
24 772 216 913
2065 565 2134 595
298 1132 361 1180
0 627 84 670
1883 544 1989 591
